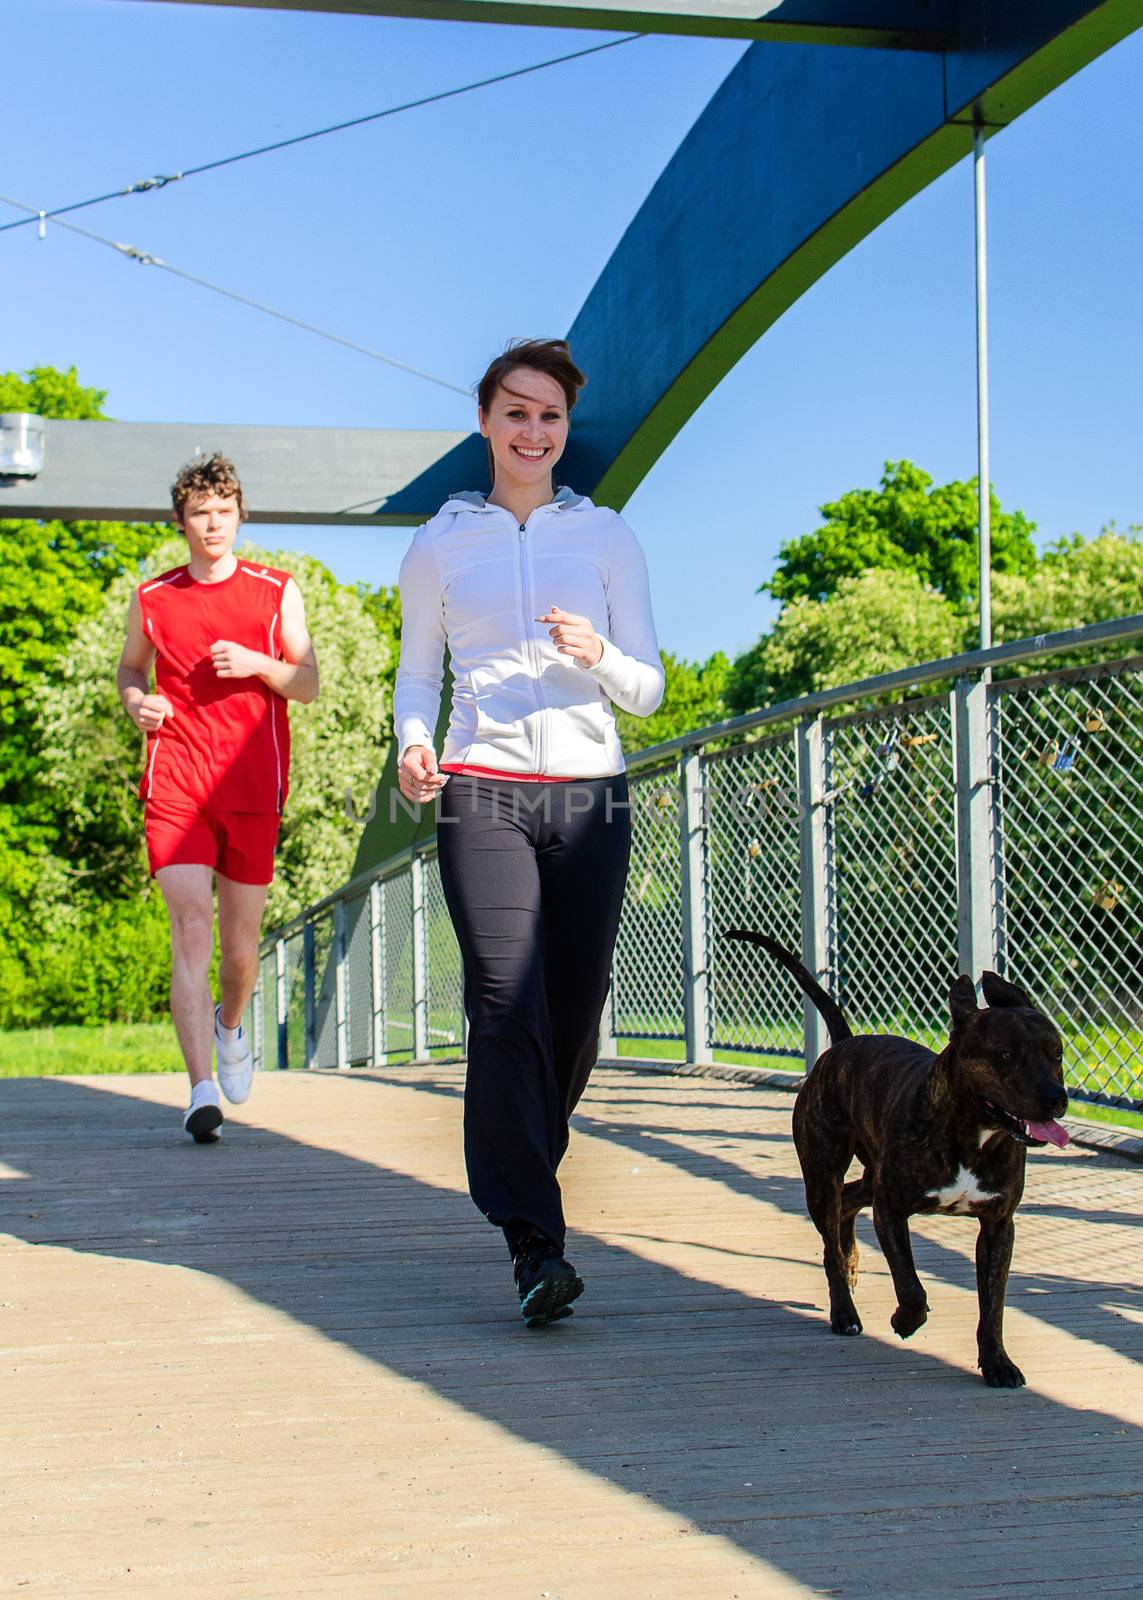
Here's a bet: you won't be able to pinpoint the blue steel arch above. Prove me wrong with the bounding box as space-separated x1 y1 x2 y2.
387 0 1141 514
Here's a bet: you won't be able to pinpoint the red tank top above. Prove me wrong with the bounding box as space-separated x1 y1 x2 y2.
137 560 292 813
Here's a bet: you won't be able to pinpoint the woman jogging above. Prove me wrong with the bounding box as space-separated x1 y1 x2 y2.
394 339 664 1326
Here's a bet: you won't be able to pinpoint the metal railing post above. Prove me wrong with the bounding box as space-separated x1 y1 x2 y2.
303 922 316 1069
597 979 617 1059
251 965 263 1073
974 118 993 662
334 898 349 1070
275 937 288 1071
678 749 712 1065
370 879 386 1067
411 852 429 1061
796 715 831 1071
953 677 998 981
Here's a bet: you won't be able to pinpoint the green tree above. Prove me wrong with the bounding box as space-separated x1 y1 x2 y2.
0 368 166 849
355 580 402 706
993 526 1143 642
727 525 1143 717
614 649 732 755
766 459 1038 607
727 569 965 713
0 518 167 821
0 364 108 419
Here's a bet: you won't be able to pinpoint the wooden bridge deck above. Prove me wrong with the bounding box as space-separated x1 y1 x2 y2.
2 1062 1140 1598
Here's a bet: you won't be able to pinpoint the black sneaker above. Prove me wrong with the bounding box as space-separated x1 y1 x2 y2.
183 1084 223 1144
511 1231 584 1328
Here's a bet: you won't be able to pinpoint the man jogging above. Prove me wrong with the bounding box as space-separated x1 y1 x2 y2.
117 453 318 1141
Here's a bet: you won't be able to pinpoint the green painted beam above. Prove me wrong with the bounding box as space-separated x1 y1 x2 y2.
115 0 955 49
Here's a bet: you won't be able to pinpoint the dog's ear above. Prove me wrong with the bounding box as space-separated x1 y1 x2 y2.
981 970 1038 1011
949 975 978 1033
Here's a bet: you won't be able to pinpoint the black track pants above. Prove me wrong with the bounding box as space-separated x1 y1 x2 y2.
436 772 632 1251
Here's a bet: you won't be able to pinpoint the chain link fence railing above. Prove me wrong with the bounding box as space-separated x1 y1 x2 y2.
994 661 1142 1104
425 855 465 1056
611 763 685 1045
705 730 804 1059
830 696 958 1053
250 616 1143 1112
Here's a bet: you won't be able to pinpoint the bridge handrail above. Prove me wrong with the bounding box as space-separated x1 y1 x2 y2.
260 611 1143 947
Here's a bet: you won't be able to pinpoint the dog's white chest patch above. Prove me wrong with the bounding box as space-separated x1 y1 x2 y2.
927 1166 1000 1214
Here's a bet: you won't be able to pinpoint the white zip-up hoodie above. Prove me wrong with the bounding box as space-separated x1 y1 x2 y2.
394 488 665 778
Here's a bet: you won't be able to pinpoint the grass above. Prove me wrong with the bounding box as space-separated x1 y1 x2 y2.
612 1036 1143 1132
614 1035 802 1075
0 1021 184 1077
1064 1098 1143 1133
1 1022 1140 1135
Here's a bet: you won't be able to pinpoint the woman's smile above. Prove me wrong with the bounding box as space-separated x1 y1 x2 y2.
479 364 570 505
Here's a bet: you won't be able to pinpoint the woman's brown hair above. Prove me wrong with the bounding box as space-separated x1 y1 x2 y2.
476 338 586 484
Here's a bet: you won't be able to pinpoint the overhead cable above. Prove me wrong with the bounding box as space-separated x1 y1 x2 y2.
0 34 641 236
0 192 473 398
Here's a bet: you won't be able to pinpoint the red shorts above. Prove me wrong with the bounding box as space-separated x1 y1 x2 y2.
145 796 280 885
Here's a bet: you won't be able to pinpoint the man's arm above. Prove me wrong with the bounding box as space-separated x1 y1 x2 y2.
210 578 319 704
117 592 174 731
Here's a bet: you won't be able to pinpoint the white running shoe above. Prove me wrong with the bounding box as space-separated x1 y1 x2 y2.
215 1005 254 1105
184 1080 223 1143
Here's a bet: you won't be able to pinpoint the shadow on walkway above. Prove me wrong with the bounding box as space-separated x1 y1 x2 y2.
2 1071 1140 1597
575 1093 1143 1373
374 1065 1143 1372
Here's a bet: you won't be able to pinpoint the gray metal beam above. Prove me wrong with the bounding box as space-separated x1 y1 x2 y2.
117 1 956 49
0 419 469 526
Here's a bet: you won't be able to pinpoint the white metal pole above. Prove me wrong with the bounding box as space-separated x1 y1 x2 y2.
974 119 992 660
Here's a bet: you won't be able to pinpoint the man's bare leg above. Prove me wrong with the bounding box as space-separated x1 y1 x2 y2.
156 864 216 1088
216 875 269 1028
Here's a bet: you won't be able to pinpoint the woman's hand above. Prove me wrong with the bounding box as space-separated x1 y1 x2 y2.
399 745 447 805
537 605 604 668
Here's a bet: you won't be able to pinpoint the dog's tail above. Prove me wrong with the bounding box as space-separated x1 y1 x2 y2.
722 929 853 1044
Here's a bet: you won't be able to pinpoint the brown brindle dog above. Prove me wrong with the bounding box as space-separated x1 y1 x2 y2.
725 931 1070 1388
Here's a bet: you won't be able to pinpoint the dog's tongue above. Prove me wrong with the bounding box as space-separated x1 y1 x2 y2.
1027 1119 1069 1147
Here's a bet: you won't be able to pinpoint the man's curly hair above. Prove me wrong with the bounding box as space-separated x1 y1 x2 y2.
171 452 247 525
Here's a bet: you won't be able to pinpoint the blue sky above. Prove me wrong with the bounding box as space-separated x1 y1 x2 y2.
3 2 1141 661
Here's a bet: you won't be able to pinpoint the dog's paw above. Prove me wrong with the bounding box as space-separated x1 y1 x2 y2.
980 1352 1026 1389
830 1309 862 1336
891 1300 929 1339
